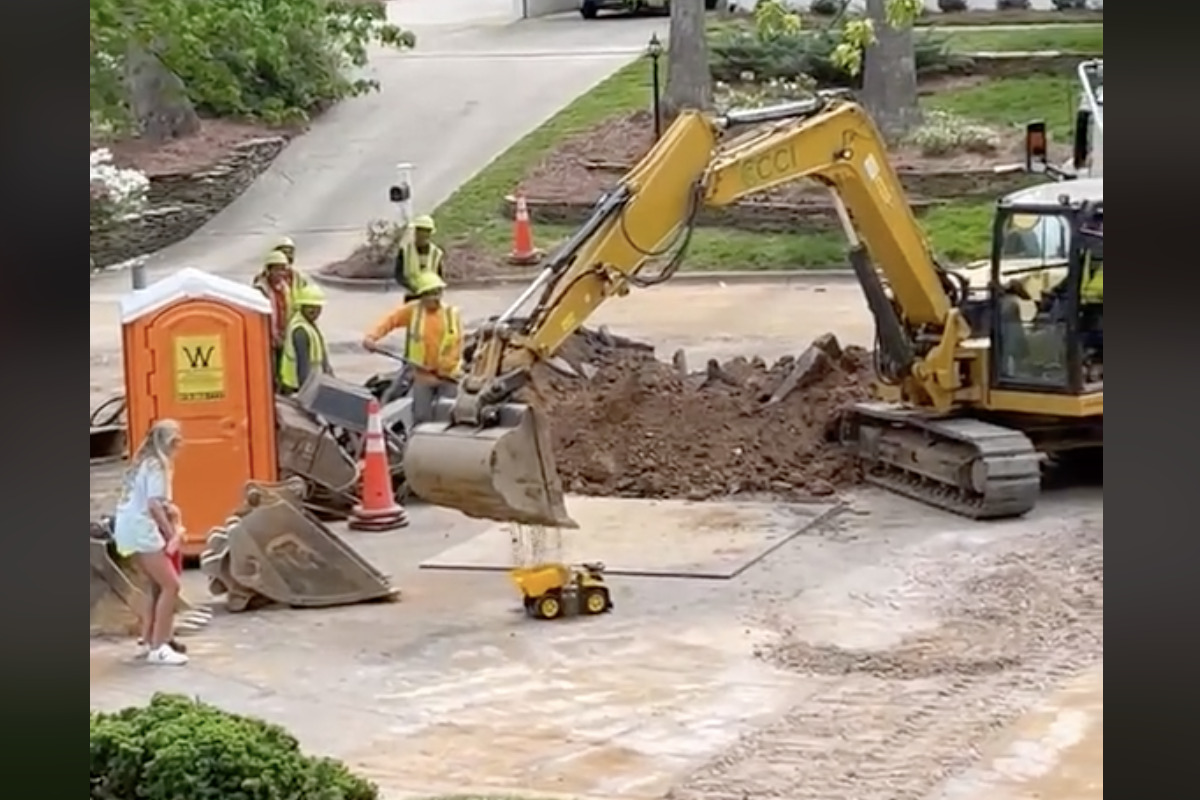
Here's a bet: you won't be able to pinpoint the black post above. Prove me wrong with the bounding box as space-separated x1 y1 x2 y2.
648 34 663 141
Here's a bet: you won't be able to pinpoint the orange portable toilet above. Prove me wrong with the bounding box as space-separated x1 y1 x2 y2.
120 267 278 558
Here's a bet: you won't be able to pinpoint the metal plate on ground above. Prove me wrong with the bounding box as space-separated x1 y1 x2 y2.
419 496 840 579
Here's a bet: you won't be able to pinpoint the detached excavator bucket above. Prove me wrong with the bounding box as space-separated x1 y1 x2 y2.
403 399 577 528
89 528 197 636
205 482 396 610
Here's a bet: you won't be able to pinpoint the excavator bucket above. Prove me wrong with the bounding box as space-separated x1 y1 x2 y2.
201 481 397 610
403 399 577 528
89 526 201 636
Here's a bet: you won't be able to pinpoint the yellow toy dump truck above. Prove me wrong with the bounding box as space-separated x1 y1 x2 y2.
511 562 613 620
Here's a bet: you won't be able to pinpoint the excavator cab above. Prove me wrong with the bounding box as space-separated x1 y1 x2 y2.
989 188 1103 395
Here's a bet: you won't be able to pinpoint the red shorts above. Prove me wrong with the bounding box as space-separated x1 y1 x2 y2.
169 550 183 574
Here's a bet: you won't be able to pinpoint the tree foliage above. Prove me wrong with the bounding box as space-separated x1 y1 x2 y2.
90 0 414 134
752 0 922 78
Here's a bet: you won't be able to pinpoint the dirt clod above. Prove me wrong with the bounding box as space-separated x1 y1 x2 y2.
521 327 873 502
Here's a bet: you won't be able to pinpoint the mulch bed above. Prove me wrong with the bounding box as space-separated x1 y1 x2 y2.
517 86 1051 209
320 238 510 283
96 118 298 177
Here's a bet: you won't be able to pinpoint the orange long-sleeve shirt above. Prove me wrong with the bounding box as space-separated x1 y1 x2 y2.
364 301 463 379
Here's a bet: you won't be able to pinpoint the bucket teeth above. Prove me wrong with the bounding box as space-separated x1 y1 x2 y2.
198 480 398 612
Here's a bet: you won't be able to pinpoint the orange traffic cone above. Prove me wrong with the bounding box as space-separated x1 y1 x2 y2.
349 399 408 532
507 193 544 266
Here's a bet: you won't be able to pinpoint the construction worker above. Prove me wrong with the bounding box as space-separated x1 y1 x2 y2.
1078 246 1103 360
362 272 463 423
273 235 297 266
394 215 445 300
278 285 333 395
252 249 310 376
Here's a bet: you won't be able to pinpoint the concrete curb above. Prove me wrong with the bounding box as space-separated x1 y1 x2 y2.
311 267 859 292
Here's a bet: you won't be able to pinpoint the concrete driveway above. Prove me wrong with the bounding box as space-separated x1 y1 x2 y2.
90 0 667 294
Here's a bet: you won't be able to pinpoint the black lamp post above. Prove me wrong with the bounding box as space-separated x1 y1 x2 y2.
647 33 664 141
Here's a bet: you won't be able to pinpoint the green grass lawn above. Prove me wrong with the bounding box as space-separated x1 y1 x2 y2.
925 75 1080 141
526 200 995 272
436 59 1068 273
933 24 1102 54
437 59 651 243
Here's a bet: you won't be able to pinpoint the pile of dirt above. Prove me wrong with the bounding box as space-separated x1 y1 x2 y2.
524 327 873 502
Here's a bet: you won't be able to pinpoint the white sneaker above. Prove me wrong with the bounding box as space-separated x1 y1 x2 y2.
146 644 189 666
136 640 150 658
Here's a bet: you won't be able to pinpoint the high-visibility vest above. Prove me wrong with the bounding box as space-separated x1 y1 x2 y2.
278 316 327 391
405 303 462 374
1080 259 1103 304
253 270 309 326
402 241 444 287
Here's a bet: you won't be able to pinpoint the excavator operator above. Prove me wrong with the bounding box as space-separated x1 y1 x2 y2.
362 272 463 424
1078 241 1103 362
394 215 445 301
278 285 333 395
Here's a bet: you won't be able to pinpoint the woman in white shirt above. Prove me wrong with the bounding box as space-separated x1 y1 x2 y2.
112 419 188 666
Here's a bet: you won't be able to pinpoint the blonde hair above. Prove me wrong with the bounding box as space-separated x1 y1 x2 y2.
129 418 183 488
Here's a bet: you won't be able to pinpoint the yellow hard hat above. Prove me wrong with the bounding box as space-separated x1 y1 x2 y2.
265 250 290 267
411 272 447 297
275 236 296 250
411 215 436 232
295 284 326 307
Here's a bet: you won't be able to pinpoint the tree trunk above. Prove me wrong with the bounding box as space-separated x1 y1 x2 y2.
124 41 201 143
663 0 713 121
861 0 921 141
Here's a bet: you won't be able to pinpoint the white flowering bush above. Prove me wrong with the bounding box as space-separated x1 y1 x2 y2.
903 110 1002 157
90 148 150 232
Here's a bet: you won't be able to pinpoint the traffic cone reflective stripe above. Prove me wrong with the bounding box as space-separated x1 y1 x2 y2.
507 193 543 266
348 398 409 531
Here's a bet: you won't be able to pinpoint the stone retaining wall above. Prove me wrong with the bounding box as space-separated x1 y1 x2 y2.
91 136 287 268
510 169 1039 231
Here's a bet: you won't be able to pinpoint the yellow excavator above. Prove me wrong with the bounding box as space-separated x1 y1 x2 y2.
402 91 1103 528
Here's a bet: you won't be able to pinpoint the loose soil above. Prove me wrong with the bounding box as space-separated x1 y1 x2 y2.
517 102 1051 208
521 326 874 502
98 118 293 177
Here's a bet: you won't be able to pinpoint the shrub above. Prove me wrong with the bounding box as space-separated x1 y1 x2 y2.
904 110 1002 157
91 149 149 233
1051 0 1089 9
937 0 969 12
715 75 817 109
709 27 964 86
90 693 379 800
90 0 415 134
995 0 1032 10
361 218 407 265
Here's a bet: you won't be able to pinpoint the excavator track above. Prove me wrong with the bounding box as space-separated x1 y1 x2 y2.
844 402 1042 520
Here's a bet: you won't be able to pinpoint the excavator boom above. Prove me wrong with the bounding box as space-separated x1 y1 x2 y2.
403 94 1002 526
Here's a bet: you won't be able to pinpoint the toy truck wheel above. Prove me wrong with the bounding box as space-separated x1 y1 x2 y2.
535 593 564 620
580 1 599 19
583 587 610 615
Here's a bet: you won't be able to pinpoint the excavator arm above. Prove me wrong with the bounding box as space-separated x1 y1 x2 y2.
403 94 975 527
